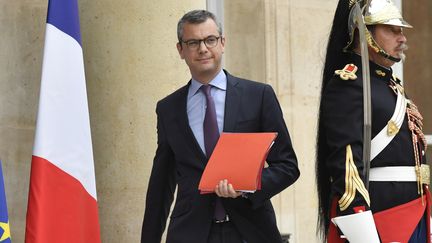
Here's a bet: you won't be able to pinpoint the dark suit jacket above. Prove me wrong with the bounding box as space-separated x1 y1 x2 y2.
141 70 300 243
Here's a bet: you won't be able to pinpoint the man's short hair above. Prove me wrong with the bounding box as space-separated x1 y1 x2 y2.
177 10 223 42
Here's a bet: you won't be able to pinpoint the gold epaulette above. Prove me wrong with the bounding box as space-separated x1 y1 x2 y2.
335 64 358 81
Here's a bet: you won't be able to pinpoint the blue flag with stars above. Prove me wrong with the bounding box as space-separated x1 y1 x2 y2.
0 161 11 243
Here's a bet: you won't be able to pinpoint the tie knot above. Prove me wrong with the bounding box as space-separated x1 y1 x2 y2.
201 85 212 97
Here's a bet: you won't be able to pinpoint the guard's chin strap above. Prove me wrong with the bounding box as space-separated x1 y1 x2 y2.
366 29 402 63
378 51 401 62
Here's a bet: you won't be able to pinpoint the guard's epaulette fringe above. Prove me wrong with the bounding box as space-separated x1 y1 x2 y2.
335 64 358 81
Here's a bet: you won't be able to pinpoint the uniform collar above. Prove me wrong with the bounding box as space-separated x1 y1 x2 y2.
352 53 393 82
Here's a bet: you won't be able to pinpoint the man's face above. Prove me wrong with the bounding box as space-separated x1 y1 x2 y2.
176 19 225 83
369 24 408 67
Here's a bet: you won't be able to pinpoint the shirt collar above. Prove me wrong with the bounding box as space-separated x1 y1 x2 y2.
188 70 227 98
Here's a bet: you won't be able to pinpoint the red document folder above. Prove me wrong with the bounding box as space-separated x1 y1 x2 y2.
198 132 277 194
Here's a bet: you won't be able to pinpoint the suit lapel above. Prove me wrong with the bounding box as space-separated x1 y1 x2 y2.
175 72 243 164
176 82 207 162
223 72 242 132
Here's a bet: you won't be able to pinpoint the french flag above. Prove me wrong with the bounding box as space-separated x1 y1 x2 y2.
25 0 101 242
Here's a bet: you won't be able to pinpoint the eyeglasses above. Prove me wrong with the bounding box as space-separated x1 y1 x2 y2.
181 36 221 50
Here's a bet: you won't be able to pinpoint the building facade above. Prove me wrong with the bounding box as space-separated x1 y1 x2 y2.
0 0 430 242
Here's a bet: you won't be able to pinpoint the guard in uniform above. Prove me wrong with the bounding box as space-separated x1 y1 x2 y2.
316 0 430 242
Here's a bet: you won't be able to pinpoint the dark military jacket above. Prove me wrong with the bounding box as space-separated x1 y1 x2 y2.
321 54 427 216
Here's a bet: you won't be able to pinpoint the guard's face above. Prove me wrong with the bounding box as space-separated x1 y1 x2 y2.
177 19 225 83
370 24 408 67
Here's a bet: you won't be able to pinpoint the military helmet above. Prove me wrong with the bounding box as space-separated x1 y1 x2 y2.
345 0 412 62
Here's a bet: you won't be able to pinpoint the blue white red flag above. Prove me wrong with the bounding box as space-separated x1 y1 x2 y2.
25 0 101 242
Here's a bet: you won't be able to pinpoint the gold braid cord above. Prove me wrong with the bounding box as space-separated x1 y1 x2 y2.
407 101 427 198
407 102 427 151
390 80 428 200
339 145 371 211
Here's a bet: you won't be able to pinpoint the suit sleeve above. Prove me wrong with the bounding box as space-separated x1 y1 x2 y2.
248 84 300 209
321 77 370 216
141 103 176 243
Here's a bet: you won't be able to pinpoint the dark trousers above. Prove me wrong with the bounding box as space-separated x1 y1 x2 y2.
409 215 427 243
207 221 245 243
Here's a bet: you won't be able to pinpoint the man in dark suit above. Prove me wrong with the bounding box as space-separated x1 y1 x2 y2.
141 10 299 243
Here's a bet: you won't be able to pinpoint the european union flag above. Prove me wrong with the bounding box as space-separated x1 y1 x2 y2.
0 161 11 243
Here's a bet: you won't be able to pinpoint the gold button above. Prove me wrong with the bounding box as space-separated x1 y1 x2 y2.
375 70 386 77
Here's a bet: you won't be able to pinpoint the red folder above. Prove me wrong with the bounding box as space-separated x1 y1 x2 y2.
198 132 277 194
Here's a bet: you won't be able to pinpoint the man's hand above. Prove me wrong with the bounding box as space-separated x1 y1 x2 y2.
215 179 242 198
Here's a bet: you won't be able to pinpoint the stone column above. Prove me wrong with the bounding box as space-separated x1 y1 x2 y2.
80 0 205 242
0 0 205 242
0 1 47 242
224 1 338 242
403 0 432 163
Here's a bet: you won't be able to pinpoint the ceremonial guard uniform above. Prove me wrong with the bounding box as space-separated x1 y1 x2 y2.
316 1 430 242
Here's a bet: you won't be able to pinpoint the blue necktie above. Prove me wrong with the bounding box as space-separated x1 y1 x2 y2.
201 85 226 221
